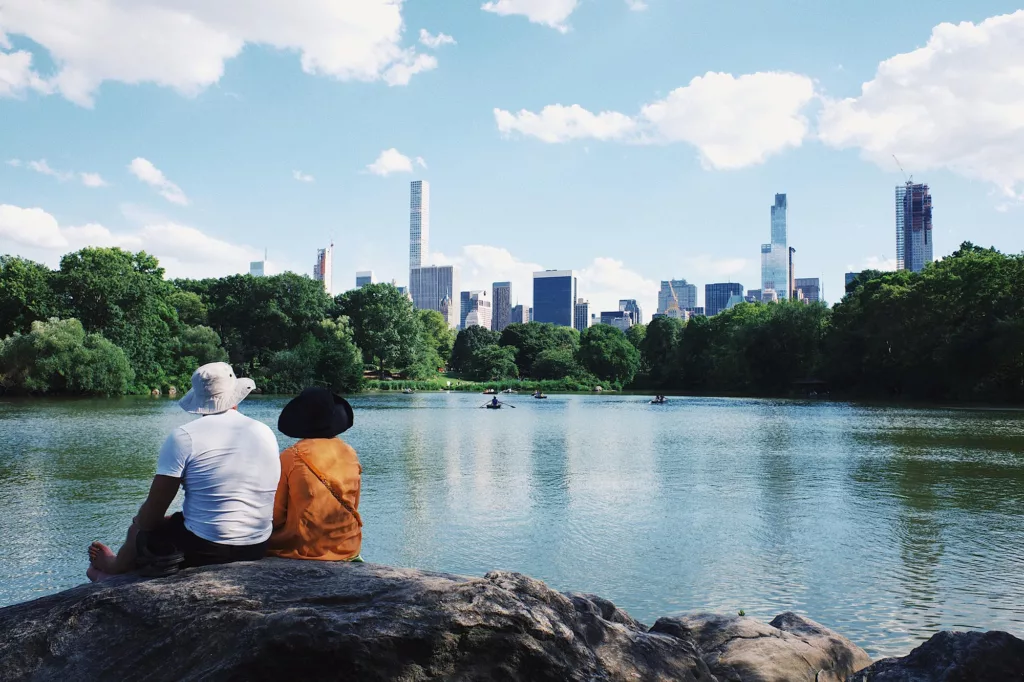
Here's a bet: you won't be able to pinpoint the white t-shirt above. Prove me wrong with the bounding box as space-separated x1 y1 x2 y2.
156 409 281 546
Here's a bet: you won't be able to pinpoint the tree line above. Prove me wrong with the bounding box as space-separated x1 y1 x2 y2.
1 243 1022 402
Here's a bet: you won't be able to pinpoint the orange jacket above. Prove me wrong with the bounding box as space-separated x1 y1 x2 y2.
267 438 362 561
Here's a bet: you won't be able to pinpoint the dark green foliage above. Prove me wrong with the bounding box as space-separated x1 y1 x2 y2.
168 325 230 389
53 248 178 390
499 322 580 377
415 309 455 377
336 283 421 378
0 256 58 338
625 324 646 349
0 318 134 396
640 317 684 387
531 348 582 380
578 325 641 386
260 318 364 395
450 326 501 374
180 272 334 376
466 345 519 381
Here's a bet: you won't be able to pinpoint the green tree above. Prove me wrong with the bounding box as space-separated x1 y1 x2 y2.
181 272 335 375
577 325 641 385
640 316 684 387
0 256 57 338
168 290 208 326
467 345 518 381
416 309 455 374
531 348 581 380
450 326 501 374
626 323 647 349
52 248 178 390
499 322 580 377
316 317 364 393
169 325 229 388
337 282 421 378
0 318 134 396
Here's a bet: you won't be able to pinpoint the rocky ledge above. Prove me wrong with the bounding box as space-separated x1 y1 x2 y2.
0 560 1021 681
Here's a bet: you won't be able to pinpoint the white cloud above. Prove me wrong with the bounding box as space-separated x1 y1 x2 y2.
481 0 579 33
819 10 1024 200
0 0 435 107
494 71 816 169
433 245 659 320
366 148 414 176
495 105 638 143
381 51 437 86
0 204 261 279
293 170 315 183
0 49 50 98
625 0 648 10
79 172 109 188
0 204 68 249
129 158 189 206
849 255 898 273
415 156 428 169
13 158 109 187
27 159 74 182
419 29 456 48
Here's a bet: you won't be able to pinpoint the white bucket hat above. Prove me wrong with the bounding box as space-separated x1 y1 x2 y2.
178 362 256 415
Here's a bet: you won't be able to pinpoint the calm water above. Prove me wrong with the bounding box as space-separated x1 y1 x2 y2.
1 393 1022 658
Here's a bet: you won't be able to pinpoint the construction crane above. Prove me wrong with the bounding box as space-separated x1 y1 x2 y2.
892 155 912 185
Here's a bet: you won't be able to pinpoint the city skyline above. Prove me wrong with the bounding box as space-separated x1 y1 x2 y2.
2 4 1021 317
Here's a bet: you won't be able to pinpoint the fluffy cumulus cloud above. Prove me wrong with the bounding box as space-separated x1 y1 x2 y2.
494 72 816 169
819 10 1024 200
433 245 658 319
419 29 456 48
0 0 436 107
0 204 261 278
292 170 315 183
129 158 189 206
366 148 416 176
481 0 579 33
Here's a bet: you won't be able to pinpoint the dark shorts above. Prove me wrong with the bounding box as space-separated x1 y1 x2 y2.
149 512 268 569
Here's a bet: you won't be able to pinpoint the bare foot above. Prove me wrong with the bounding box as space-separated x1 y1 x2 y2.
86 565 113 583
88 542 117 573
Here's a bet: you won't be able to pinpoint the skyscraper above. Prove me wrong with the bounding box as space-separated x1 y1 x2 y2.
788 246 796 304
409 180 429 271
599 310 632 331
410 265 459 327
896 182 933 272
574 299 590 333
794 277 821 303
532 270 576 327
313 244 333 295
461 290 491 329
355 271 374 288
510 304 527 325
492 282 512 332
705 283 743 316
249 261 265 277
618 299 643 326
761 194 789 300
658 280 697 315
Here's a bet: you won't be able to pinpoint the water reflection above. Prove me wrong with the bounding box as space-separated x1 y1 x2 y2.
1 395 1022 659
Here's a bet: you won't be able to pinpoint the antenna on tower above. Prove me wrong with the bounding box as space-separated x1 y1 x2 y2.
892 155 912 184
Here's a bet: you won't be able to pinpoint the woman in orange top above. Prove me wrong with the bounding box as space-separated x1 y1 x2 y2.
269 388 363 561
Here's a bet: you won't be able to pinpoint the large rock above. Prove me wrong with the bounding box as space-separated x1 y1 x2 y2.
848 630 1024 681
651 611 872 682
0 559 867 682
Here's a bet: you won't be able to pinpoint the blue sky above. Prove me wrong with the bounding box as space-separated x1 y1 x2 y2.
1 0 1022 316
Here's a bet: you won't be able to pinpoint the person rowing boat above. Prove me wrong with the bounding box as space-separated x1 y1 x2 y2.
482 396 516 409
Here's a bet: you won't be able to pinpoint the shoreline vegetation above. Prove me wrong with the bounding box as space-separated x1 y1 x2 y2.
1 241 1022 404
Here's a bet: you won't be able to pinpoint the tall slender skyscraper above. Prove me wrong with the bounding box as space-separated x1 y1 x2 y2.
574 299 590 333
313 244 333 295
761 194 789 301
896 182 933 272
492 282 512 332
409 180 429 271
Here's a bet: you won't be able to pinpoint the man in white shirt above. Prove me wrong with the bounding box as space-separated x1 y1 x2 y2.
87 363 280 580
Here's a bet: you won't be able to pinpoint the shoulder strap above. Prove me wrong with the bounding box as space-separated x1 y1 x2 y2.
293 450 363 528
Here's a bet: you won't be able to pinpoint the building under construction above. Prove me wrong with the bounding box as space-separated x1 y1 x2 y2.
896 182 933 273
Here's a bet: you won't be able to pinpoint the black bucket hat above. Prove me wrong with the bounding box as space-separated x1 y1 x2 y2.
278 387 354 439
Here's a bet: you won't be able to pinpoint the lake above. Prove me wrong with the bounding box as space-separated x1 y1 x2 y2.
1 392 1022 658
